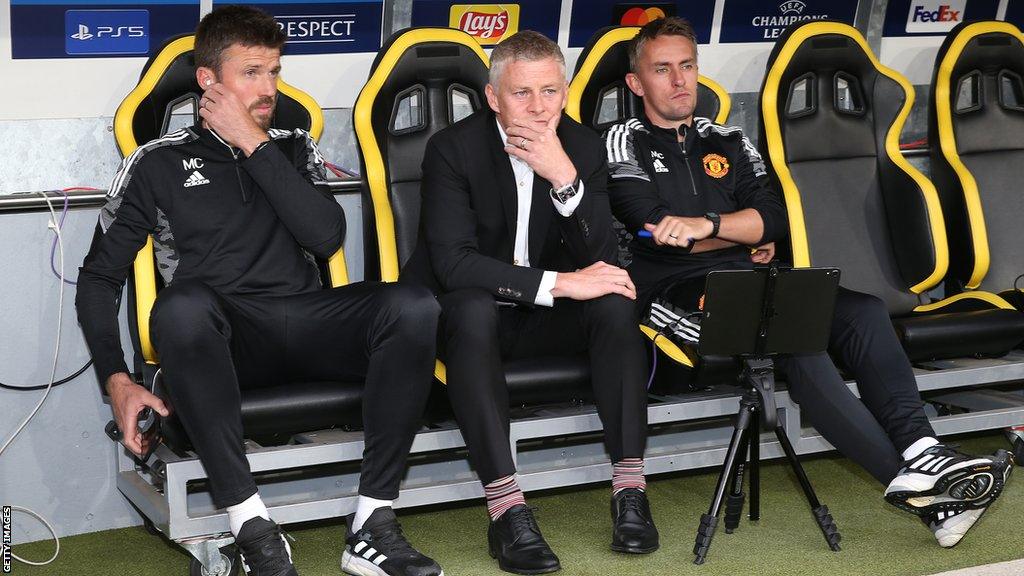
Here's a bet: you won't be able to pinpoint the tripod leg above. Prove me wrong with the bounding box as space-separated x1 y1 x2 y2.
773 425 842 552
694 403 754 564
749 407 761 522
724 427 750 534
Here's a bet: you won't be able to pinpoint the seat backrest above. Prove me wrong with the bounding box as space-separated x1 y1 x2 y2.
928 20 1024 293
566 26 730 130
353 28 489 282
113 34 339 366
114 34 324 156
758 21 948 316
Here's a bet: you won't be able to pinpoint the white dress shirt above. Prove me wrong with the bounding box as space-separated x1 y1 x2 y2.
496 120 585 307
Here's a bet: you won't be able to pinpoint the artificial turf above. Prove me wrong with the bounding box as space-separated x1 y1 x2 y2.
10 433 1021 576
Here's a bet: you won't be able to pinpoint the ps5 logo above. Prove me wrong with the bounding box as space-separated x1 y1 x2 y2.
65 9 149 55
71 24 93 40
70 23 145 41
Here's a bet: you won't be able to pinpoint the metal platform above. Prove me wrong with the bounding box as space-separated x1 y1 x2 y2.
114 350 1024 547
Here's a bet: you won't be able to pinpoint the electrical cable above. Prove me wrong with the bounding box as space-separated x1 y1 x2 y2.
0 191 66 566
1 187 93 391
0 360 92 391
7 506 60 566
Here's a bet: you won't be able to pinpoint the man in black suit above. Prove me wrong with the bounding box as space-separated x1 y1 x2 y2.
401 31 658 574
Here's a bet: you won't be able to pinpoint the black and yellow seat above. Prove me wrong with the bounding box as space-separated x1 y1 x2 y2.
567 25 730 131
566 25 733 378
928 20 1024 309
354 27 594 406
758 21 1024 361
113 34 357 444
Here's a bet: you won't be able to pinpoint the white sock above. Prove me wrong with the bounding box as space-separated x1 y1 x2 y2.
227 492 270 537
351 496 393 532
902 436 940 461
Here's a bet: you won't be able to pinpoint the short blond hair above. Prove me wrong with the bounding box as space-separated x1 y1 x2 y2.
489 30 565 86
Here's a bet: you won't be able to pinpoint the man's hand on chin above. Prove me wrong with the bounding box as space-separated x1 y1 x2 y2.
504 114 577 189
551 261 637 301
198 83 270 156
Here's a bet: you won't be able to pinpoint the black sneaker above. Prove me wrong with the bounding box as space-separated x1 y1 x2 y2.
341 507 443 576
885 446 1013 516
487 505 560 575
235 517 298 576
610 488 659 554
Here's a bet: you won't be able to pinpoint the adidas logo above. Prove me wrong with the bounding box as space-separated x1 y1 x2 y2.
653 159 669 173
183 170 210 188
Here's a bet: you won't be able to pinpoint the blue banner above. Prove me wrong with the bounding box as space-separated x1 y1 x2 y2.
12 0 198 59
411 1 560 45
568 1 715 47
882 0 1000 36
719 0 859 43
216 0 383 54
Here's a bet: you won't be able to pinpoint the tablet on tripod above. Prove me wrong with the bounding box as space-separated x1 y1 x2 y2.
697 266 841 358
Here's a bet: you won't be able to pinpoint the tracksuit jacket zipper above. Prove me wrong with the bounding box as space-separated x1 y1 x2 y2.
679 124 698 197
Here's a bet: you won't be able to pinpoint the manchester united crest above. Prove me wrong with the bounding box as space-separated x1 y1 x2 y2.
702 153 730 178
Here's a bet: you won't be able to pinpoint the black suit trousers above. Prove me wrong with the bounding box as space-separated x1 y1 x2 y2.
437 288 649 485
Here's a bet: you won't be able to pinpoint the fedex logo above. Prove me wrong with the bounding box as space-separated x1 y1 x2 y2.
906 0 965 34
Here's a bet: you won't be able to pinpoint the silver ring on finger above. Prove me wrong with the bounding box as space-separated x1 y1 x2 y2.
668 233 679 239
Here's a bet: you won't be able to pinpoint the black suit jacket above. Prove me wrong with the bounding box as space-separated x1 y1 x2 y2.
401 109 617 304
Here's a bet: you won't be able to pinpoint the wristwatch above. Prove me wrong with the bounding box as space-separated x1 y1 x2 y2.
550 179 580 204
704 211 721 238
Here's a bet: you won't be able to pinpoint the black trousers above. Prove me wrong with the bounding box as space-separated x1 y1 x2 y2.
150 280 440 508
663 284 935 485
437 289 649 485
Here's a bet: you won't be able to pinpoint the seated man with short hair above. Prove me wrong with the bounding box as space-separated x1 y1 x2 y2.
604 16 1013 548
76 7 443 576
402 30 656 574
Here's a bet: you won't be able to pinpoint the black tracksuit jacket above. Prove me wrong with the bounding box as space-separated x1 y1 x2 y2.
76 125 344 385
603 115 788 297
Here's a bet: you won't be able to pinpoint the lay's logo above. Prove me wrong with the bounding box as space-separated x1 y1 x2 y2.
450 4 519 44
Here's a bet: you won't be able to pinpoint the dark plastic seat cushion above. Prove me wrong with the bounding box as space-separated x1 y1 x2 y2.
892 309 1024 361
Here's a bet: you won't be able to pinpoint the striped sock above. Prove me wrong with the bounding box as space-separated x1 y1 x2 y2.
485 475 526 521
612 458 646 495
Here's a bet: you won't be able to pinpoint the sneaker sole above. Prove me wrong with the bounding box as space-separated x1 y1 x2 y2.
341 550 445 576
935 506 989 549
886 450 1013 516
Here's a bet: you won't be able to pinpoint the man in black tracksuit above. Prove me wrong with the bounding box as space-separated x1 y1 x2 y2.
604 16 1011 548
76 7 442 576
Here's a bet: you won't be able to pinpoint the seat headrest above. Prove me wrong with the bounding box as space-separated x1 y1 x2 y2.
567 26 730 129
114 34 323 157
354 27 489 282
760 21 896 164
931 21 1024 156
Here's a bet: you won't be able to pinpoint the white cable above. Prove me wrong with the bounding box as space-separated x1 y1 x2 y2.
8 506 60 566
0 191 65 565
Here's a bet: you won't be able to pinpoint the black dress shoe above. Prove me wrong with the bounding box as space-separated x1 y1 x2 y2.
487 505 561 574
610 488 659 554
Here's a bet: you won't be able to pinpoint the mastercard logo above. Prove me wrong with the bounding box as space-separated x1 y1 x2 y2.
620 7 667 26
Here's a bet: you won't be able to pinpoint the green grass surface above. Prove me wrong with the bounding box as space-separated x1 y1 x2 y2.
11 434 1021 576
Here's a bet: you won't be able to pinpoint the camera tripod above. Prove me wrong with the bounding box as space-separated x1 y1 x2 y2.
692 356 841 564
